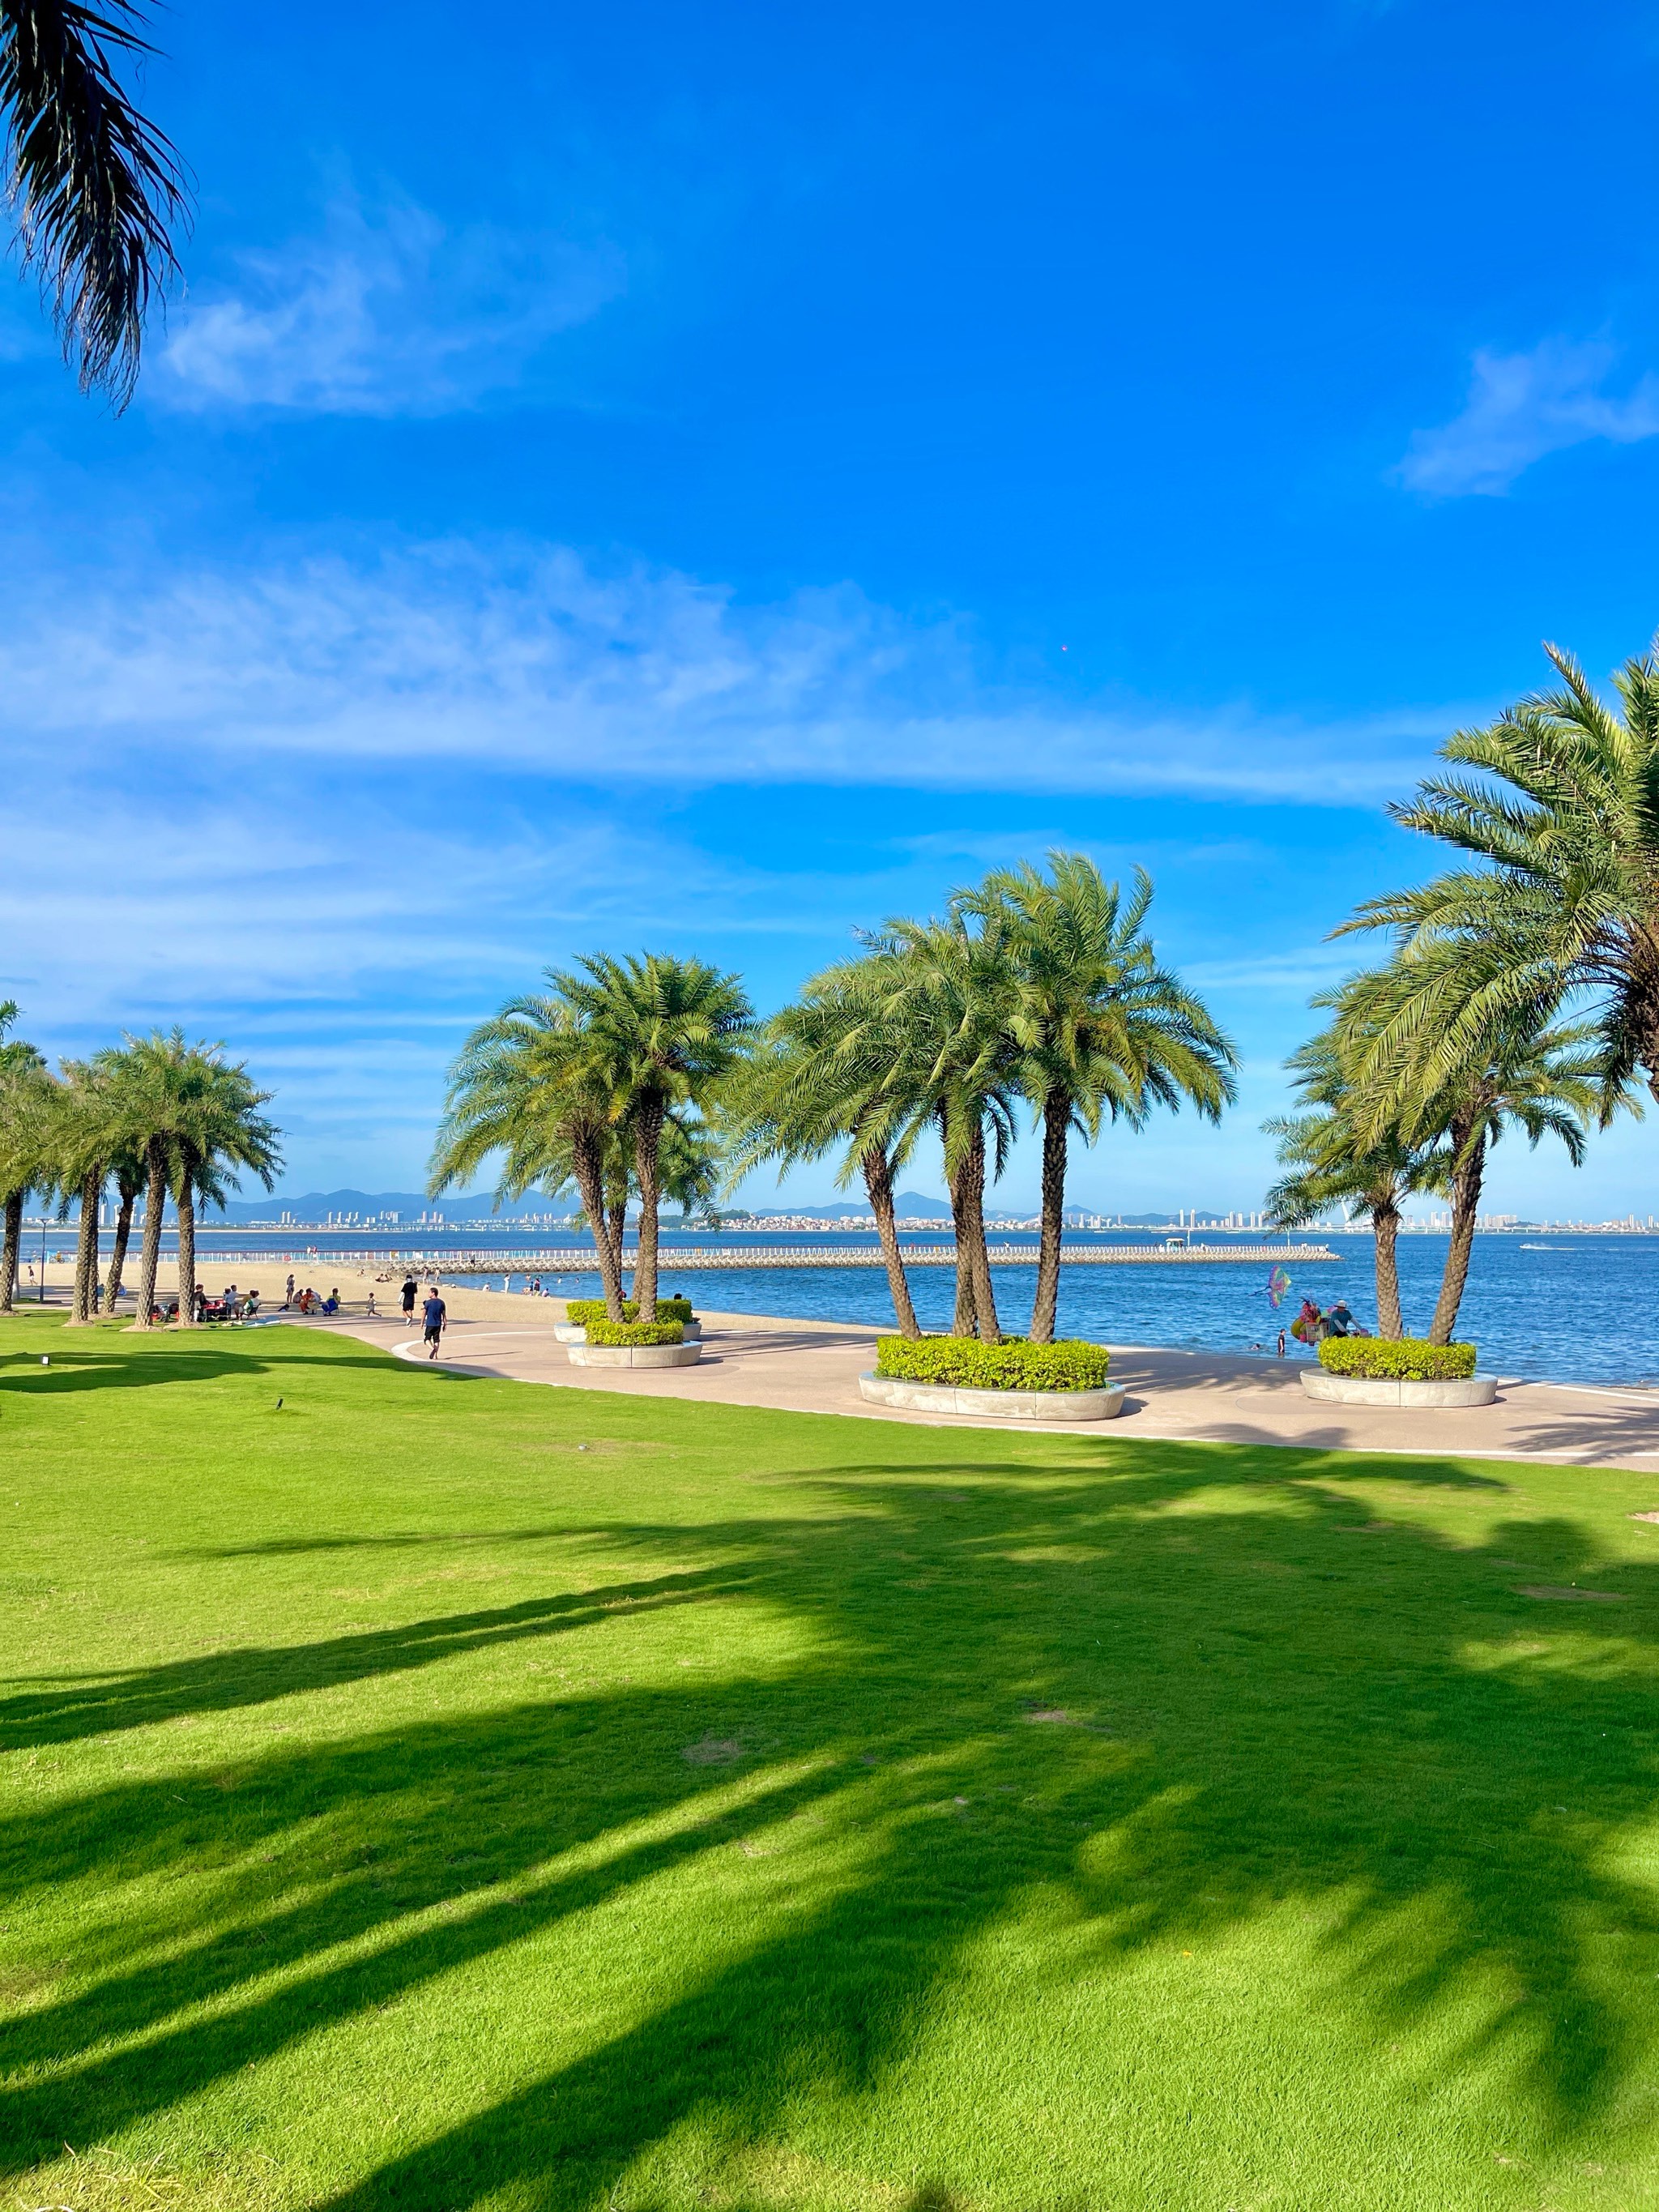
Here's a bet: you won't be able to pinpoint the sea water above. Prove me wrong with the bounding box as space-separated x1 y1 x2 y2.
447 1231 1659 1390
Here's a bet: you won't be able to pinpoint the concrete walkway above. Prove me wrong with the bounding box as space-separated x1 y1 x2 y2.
303 1301 1659 1470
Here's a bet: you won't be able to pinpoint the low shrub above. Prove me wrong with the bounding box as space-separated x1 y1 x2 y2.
566 1298 694 1326
582 1318 685 1347
1318 1336 1476 1381
874 1334 1111 1393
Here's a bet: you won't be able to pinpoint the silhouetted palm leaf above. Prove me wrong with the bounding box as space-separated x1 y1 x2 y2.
1 0 189 405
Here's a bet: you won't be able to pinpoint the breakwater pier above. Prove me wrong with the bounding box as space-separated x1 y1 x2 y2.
178 1240 1340 1271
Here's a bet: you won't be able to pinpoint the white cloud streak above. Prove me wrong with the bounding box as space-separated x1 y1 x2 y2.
1397 337 1659 497
0 537 1454 805
156 196 624 415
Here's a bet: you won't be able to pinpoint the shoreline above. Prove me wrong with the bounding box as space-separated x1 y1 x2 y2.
7 1256 1659 1403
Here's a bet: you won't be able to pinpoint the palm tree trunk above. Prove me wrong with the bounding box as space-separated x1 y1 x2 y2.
944 1108 975 1337
949 1114 1000 1343
175 1178 198 1327
632 1095 667 1318
1030 1099 1068 1344
862 1142 919 1338
68 1168 100 1324
569 1127 628 1322
105 1186 136 1309
607 1202 628 1292
133 1146 166 1328
0 1189 22 1312
1371 1194 1402 1339
1427 1134 1484 1346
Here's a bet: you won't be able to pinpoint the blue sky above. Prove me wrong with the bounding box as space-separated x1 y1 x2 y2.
4 0 1659 1213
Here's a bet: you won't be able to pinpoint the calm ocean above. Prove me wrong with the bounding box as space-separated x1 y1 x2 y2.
77 1224 1652 1386
429 1231 1659 1390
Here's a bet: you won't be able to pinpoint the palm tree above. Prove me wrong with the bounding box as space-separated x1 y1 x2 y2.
553 954 753 1321
0 1001 52 1311
1347 639 1659 1112
1333 965 1614 1343
959 855 1236 1343
168 1049 280 1327
432 989 635 1322
1265 1018 1430 1339
1 0 189 405
846 918 1018 1340
53 1055 114 1325
116 1031 280 1327
725 976 926 1339
100 1137 144 1308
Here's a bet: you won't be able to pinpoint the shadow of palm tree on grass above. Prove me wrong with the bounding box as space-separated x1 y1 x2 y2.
6 1408 1659 2204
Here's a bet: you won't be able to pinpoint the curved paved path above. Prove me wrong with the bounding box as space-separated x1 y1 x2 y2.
301 1300 1659 1470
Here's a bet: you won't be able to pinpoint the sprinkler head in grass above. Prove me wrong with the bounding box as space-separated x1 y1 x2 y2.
275 1396 284 1409
41 1355 48 1366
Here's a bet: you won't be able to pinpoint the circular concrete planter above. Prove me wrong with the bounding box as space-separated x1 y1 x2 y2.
557 1319 700 1345
1299 1369 1496 1408
859 1371 1124 1422
568 1339 704 1369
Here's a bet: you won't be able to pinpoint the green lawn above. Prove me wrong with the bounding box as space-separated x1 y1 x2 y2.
5 1315 1659 2212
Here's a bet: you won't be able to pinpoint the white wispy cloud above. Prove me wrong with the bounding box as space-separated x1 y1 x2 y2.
155 195 624 415
0 536 1455 805
1397 337 1659 497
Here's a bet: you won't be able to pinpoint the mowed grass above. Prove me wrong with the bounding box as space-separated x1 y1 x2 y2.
5 1321 1659 2212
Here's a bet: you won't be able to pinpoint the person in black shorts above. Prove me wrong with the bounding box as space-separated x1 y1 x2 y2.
421 1288 447 1358
401 1275 418 1324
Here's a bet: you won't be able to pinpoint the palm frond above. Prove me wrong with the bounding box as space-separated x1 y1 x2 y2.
1 0 190 406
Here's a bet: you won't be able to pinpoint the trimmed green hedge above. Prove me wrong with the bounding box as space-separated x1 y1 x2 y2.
875 1335 1111 1393
566 1298 694 1326
1318 1336 1477 1381
582 1318 686 1347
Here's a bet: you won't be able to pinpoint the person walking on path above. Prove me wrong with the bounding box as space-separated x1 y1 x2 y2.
401 1275 418 1324
421 1288 447 1359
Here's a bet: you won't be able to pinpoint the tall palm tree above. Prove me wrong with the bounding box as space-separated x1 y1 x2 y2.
0 1001 52 1312
1334 965 1614 1343
169 1049 279 1327
725 976 927 1339
53 1055 113 1325
959 855 1236 1343
100 1137 143 1308
1347 639 1659 1112
2 0 188 405
115 1031 280 1327
553 954 753 1321
1265 1018 1431 1339
847 918 1018 1340
433 991 630 1322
